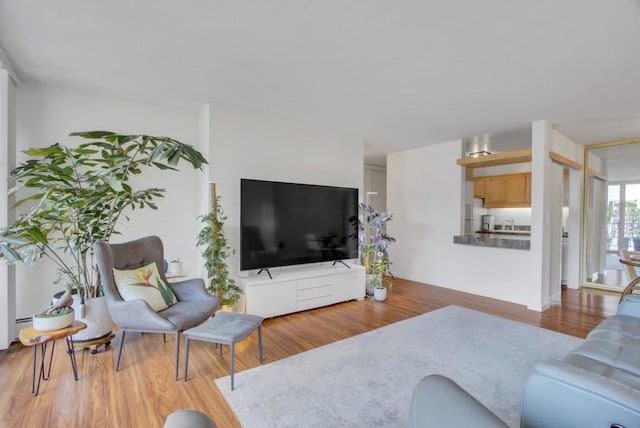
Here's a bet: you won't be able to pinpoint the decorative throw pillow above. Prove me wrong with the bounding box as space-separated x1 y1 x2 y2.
112 261 177 312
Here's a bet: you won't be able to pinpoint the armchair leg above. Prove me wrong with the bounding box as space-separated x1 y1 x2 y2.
174 331 180 381
115 331 126 372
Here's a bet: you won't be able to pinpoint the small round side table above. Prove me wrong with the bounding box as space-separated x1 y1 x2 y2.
19 320 87 396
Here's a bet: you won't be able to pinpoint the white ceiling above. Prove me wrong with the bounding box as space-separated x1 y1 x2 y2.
1 1 640 165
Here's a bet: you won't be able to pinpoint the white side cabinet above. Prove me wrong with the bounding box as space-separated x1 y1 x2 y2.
237 263 365 318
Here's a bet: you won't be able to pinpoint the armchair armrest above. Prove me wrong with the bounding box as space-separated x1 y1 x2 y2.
408 375 507 428
521 359 640 427
106 299 174 332
169 277 217 303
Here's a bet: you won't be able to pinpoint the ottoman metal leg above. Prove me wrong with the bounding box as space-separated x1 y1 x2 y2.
230 342 236 390
174 331 181 380
183 337 190 381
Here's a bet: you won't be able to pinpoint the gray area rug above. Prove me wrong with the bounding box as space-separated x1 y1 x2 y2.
216 305 583 427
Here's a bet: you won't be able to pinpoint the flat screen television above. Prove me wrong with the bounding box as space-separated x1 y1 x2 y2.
240 179 359 271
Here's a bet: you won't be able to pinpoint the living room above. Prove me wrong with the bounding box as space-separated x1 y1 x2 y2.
1 2 640 427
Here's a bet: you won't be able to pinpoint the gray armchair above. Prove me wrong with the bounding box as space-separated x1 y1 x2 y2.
407 375 508 427
94 235 219 380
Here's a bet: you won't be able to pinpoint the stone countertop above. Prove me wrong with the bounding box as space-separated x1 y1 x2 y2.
453 233 531 250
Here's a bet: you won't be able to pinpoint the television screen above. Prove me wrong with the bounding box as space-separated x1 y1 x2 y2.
240 179 358 270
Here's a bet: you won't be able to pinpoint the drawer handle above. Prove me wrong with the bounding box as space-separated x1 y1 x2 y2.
298 294 332 302
298 283 332 290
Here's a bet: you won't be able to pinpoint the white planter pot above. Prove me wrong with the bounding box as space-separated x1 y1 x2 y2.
71 296 114 343
53 293 114 343
33 309 75 332
374 287 387 302
168 261 183 274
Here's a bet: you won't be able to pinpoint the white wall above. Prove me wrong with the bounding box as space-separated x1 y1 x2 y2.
550 128 584 289
364 164 387 213
14 84 205 319
387 141 533 306
0 70 17 348
207 106 364 276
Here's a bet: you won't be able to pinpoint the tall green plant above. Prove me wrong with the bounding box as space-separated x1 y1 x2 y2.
0 131 207 299
196 196 242 307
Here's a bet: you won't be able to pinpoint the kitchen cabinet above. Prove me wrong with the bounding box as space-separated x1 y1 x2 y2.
473 177 486 199
475 172 531 208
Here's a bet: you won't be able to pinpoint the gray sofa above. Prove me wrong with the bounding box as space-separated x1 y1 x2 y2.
521 295 640 427
409 296 640 427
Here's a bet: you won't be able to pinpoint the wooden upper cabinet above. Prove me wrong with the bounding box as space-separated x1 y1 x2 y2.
474 172 532 208
504 174 527 203
473 177 486 199
485 176 506 204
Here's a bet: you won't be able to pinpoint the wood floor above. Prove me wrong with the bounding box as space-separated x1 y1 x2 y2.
0 278 618 427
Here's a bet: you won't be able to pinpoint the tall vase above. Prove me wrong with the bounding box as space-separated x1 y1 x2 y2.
366 273 382 296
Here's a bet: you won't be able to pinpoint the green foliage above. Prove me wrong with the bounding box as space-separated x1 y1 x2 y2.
0 131 207 298
196 196 242 307
34 306 74 318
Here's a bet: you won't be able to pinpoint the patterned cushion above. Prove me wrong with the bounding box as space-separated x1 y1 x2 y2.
112 261 177 312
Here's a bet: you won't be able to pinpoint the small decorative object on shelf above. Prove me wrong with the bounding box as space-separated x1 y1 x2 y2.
167 258 183 274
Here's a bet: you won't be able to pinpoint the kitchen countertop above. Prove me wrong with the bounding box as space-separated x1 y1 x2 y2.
453 233 531 250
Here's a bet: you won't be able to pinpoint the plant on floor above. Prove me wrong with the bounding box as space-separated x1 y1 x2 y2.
0 131 207 300
357 203 395 296
358 203 395 277
196 195 242 308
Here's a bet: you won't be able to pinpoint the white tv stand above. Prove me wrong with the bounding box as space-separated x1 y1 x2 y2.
237 262 365 318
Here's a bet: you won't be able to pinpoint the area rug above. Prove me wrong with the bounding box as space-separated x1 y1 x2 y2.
215 305 582 427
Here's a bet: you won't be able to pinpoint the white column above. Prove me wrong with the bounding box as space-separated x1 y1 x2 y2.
0 69 17 349
529 120 553 311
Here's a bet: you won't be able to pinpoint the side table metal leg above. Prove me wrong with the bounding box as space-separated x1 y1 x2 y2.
31 342 53 396
43 340 55 380
31 345 41 396
65 336 79 380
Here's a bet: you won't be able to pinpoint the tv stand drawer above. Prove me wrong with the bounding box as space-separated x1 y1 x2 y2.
297 279 334 311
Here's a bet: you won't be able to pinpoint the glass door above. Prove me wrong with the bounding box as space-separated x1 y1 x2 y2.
583 139 640 291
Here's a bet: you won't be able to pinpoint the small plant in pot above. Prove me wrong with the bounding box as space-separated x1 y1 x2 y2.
0 131 207 342
32 284 75 331
370 253 393 301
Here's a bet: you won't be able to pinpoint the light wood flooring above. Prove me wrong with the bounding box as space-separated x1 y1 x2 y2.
0 278 619 427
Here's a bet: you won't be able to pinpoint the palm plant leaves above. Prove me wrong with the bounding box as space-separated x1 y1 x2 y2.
0 131 207 298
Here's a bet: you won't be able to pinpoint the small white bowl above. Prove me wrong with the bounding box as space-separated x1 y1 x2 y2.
33 310 75 331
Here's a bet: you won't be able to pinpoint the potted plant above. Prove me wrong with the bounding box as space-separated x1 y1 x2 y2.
196 195 242 309
357 203 396 297
0 131 207 342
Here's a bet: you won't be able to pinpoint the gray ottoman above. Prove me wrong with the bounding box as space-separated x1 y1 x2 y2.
183 311 264 390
